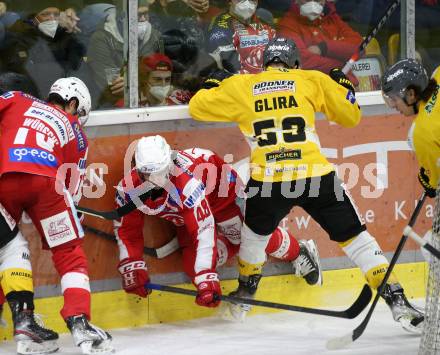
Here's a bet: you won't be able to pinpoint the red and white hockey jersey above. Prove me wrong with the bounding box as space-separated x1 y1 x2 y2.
0 91 88 201
114 148 242 276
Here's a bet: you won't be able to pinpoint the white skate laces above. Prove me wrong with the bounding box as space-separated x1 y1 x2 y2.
292 240 323 286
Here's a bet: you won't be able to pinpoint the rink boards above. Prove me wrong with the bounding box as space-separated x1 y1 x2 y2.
0 262 427 340
0 111 433 340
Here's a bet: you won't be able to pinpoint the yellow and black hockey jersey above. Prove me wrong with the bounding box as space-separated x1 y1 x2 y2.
409 66 440 188
189 67 361 182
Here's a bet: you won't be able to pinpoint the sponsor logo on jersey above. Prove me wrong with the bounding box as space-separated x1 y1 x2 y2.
265 148 301 162
183 179 205 208
11 271 31 278
0 91 14 99
30 101 75 141
425 84 439 114
9 147 58 167
253 80 296 96
255 95 298 112
22 117 60 148
346 91 356 104
72 122 87 151
41 211 76 248
239 34 269 48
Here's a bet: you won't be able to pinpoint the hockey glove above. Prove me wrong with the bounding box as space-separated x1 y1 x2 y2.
194 271 221 308
201 70 233 90
118 258 151 297
418 167 437 198
329 68 355 93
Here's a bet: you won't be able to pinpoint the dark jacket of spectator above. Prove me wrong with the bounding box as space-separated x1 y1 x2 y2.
0 18 85 98
278 1 362 81
87 6 162 106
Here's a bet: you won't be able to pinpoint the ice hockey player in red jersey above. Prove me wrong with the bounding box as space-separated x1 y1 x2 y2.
0 77 113 354
114 135 322 317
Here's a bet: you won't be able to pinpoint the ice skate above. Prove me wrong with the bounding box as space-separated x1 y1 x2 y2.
66 314 114 354
382 283 424 333
291 240 323 286
224 274 262 322
10 301 59 355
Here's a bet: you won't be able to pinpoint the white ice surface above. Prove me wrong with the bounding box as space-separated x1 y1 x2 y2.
0 302 423 355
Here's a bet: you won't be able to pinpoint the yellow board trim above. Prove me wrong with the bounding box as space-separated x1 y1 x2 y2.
0 262 428 341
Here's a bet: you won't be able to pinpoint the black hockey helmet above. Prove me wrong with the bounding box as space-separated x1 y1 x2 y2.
263 37 300 69
381 58 429 99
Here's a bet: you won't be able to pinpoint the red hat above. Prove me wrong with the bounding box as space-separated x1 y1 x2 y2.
141 53 173 73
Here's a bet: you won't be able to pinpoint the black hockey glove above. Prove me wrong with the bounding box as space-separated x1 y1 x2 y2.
418 167 437 198
201 70 233 90
329 68 355 93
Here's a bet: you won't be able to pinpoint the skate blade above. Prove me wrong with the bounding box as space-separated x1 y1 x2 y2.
80 340 115 354
17 340 59 355
398 317 423 334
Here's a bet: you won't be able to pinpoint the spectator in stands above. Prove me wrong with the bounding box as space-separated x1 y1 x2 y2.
115 53 191 107
206 0 276 74
87 0 161 108
149 0 215 93
0 1 86 98
0 2 20 29
278 0 362 84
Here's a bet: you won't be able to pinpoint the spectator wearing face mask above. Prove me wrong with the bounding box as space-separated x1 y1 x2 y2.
114 53 192 108
87 0 162 108
278 0 362 84
0 0 86 98
206 0 276 74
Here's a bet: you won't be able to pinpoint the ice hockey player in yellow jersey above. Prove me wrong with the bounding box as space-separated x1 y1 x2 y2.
382 59 440 199
382 59 440 352
189 37 424 331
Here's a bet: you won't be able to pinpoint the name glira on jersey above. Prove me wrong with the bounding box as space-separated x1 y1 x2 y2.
255 95 298 112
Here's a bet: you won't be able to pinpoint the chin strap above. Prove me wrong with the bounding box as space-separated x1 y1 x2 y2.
403 96 419 114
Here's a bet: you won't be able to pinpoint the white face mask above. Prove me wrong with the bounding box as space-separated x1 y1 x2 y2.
38 20 59 38
232 0 257 21
138 21 152 41
299 1 324 21
149 85 171 102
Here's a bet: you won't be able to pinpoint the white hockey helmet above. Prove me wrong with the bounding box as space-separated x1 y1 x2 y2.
135 135 172 187
49 77 92 126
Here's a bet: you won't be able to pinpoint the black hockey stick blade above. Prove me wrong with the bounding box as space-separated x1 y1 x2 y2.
327 192 427 350
83 225 180 258
77 190 154 220
77 205 120 220
147 283 372 319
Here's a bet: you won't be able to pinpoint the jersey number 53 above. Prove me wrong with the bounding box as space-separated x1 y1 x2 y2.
253 116 306 147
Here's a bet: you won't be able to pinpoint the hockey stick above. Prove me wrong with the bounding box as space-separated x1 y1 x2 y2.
146 282 372 319
342 0 401 74
83 225 180 258
402 226 440 260
77 189 153 220
327 191 427 350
